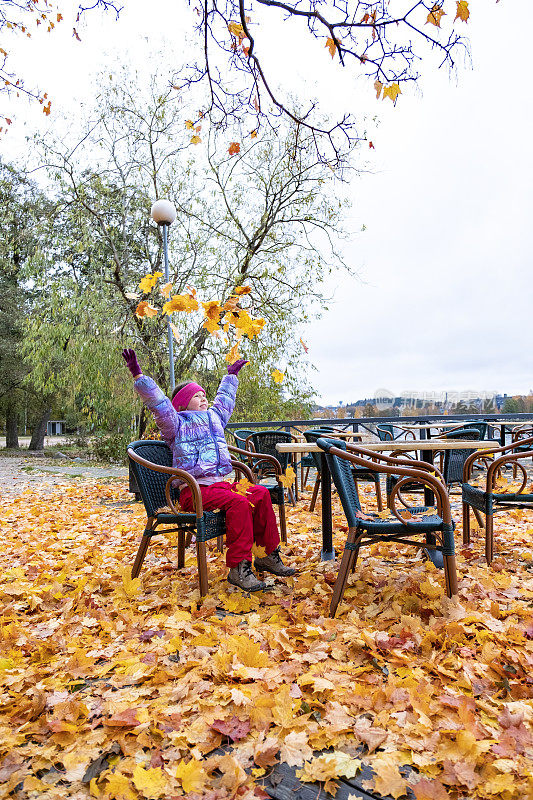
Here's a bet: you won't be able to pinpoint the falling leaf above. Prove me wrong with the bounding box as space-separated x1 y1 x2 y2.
251 129 258 138
234 285 252 295
325 37 336 58
138 271 163 293
125 291 140 300
228 142 241 156
455 0 470 21
299 337 309 353
279 467 296 488
426 4 446 26
160 282 172 298
272 369 284 384
135 301 159 318
383 83 401 103
169 322 182 342
190 135 201 145
163 293 199 314
185 120 194 129
228 21 245 40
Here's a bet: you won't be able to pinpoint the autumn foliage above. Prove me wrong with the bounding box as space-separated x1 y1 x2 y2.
1 473 532 798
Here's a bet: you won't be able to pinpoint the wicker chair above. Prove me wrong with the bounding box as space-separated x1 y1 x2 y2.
376 424 416 441
304 428 383 513
127 440 255 595
316 438 458 617
462 435 533 564
246 430 298 505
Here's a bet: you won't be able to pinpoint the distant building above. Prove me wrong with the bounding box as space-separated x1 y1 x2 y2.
47 420 66 435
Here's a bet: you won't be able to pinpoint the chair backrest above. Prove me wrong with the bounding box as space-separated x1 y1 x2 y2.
232 429 256 449
461 421 488 440
303 428 337 474
376 424 394 441
316 438 362 525
440 428 481 485
249 430 293 471
128 440 176 518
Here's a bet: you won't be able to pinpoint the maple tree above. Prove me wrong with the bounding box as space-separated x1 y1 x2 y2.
1 470 532 798
182 0 482 162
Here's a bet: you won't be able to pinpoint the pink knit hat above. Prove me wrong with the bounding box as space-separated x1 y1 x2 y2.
171 382 205 412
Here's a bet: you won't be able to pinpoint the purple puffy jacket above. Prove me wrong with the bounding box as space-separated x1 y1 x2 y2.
134 374 238 480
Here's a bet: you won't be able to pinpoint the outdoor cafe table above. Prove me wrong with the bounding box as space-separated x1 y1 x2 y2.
402 420 533 446
276 439 498 561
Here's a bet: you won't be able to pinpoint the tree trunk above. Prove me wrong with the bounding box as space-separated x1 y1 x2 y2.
29 405 52 451
5 400 19 449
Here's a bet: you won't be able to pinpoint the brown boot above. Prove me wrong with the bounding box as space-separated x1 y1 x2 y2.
254 547 296 577
227 560 266 592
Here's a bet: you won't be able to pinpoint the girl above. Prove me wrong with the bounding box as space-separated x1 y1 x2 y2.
122 348 295 592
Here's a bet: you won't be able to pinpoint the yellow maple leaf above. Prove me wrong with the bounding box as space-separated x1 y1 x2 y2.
272 369 284 384
370 754 408 799
160 281 172 298
135 301 159 319
228 634 269 667
185 120 194 129
279 466 296 488
163 294 199 314
138 271 163 293
383 83 401 103
426 4 446 26
228 21 245 40
119 567 142 598
174 758 208 793
325 37 336 58
190 135 201 145
102 772 137 800
225 341 242 364
455 0 469 21
251 129 258 139
132 765 168 798
232 478 254 495
234 285 251 295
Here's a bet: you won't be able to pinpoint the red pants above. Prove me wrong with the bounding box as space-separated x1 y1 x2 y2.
179 481 280 567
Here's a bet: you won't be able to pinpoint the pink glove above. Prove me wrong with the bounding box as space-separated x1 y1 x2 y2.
227 359 248 376
122 348 142 378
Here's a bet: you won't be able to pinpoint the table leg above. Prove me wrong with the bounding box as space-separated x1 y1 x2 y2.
320 452 335 561
500 424 506 447
421 446 443 568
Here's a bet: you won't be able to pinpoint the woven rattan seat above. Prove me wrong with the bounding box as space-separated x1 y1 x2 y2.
316 437 458 617
127 440 255 595
462 434 533 563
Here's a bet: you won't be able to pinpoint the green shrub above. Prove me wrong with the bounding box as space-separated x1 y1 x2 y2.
91 431 131 465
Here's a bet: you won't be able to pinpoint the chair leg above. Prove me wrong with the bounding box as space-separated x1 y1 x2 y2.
374 477 383 512
485 514 494 565
443 554 458 596
177 529 185 569
196 541 209 596
309 475 321 512
472 508 485 529
132 530 152 578
217 535 224 552
462 502 471 545
329 528 359 618
278 501 287 544
293 466 299 502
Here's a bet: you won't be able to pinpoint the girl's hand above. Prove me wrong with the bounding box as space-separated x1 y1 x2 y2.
227 359 248 376
122 348 142 378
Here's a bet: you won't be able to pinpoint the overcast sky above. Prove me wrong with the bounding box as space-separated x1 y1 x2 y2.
3 0 532 406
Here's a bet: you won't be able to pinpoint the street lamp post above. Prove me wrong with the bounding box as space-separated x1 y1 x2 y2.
150 199 177 391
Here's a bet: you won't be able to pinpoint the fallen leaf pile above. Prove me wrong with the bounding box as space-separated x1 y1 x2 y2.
1 477 532 799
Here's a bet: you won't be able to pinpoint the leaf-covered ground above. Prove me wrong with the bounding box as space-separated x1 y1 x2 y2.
1 476 532 800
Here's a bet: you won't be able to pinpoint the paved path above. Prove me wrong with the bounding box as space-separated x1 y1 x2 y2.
0 454 127 495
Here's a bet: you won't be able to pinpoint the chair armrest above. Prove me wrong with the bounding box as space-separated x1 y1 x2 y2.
127 447 204 518
228 445 283 477
463 436 533 481
486 449 533 492
322 442 452 524
345 442 446 483
230 459 257 484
